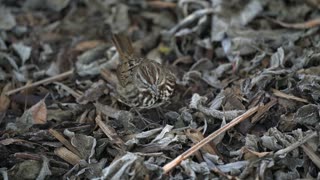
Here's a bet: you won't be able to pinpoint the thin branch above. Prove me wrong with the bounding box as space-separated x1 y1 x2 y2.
302 144 320 169
267 16 320 29
147 1 177 8
272 88 309 103
95 114 125 148
274 131 318 157
162 106 259 174
6 70 73 96
48 128 82 158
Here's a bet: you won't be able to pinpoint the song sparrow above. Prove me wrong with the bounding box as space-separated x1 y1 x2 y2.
112 34 176 109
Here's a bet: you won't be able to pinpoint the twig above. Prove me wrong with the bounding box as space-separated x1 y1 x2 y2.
251 98 277 123
162 106 259 174
54 147 81 165
267 16 320 29
48 129 82 158
95 114 125 148
274 131 317 157
5 70 73 96
302 144 320 169
211 166 238 180
100 68 118 87
54 82 82 99
272 88 309 103
14 152 42 161
147 1 176 8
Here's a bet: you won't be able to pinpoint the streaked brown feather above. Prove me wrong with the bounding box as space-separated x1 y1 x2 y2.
112 34 134 62
112 33 176 109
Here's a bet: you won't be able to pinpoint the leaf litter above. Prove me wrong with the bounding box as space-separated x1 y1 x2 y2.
1 0 320 179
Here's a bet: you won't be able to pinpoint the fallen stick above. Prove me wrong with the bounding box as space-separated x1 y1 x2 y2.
49 128 82 158
268 17 320 29
162 105 259 174
272 88 308 103
95 114 125 148
5 70 73 96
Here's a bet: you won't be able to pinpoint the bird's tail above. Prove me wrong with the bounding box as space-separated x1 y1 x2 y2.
112 34 134 62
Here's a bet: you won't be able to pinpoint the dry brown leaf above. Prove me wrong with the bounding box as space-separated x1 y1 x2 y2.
242 147 270 160
0 83 12 112
74 40 105 52
29 98 47 124
185 129 218 155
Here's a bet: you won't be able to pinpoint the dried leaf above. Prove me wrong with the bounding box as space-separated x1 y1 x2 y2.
0 83 12 112
8 98 48 132
0 6 16 30
29 99 47 124
12 43 32 64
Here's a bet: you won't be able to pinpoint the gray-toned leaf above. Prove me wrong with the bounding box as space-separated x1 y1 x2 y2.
0 52 19 70
245 134 260 151
12 43 32 64
0 37 7 50
36 156 52 180
8 160 41 179
260 135 283 151
24 0 70 11
181 159 210 178
0 67 7 81
66 131 97 161
216 161 249 173
0 6 16 30
293 104 320 126
274 169 299 180
46 0 70 11
270 47 285 69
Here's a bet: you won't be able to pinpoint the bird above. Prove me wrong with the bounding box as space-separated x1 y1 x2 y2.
112 33 176 109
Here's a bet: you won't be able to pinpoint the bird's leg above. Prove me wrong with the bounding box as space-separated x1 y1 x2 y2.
130 107 153 126
156 107 168 125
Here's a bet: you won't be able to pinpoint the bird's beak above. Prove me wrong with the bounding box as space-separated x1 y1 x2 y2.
151 85 159 96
